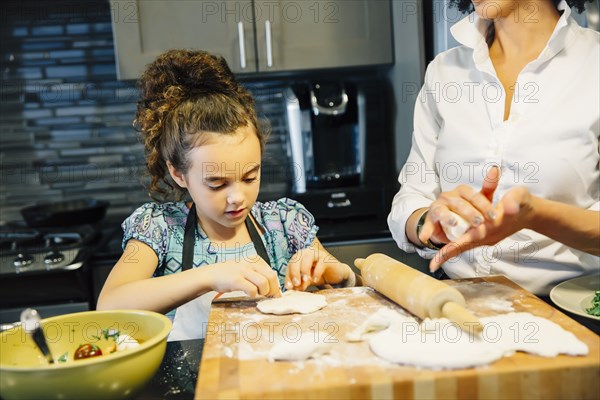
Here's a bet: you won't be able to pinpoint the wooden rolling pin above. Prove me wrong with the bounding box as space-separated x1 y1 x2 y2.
355 253 483 333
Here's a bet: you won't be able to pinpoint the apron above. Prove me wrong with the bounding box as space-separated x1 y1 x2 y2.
168 203 271 341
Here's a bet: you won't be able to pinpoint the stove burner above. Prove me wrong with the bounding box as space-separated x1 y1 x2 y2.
1 223 99 320
44 251 65 265
13 253 34 270
0 225 97 275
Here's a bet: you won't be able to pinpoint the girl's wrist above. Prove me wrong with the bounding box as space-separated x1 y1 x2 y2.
192 264 216 295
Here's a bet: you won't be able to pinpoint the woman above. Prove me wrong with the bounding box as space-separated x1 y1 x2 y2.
388 0 599 295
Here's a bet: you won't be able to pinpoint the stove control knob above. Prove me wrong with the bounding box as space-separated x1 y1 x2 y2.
13 253 34 269
44 251 65 266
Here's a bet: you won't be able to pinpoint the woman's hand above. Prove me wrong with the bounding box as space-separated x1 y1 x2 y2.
418 166 500 247
428 186 535 272
204 258 282 298
285 239 353 291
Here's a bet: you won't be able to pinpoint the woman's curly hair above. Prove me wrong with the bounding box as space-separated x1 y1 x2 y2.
134 49 265 201
448 0 593 13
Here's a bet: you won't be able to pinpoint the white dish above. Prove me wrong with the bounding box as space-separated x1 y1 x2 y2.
550 273 600 320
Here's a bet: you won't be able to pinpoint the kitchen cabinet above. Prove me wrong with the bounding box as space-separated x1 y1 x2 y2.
110 0 393 80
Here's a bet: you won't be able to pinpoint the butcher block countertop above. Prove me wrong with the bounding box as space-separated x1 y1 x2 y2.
196 275 600 399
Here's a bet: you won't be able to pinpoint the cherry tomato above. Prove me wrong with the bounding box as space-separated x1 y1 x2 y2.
73 343 103 360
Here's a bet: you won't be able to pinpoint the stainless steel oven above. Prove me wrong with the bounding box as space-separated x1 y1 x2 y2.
0 225 96 324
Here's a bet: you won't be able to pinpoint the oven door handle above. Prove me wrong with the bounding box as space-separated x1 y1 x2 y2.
327 199 352 208
52 261 83 271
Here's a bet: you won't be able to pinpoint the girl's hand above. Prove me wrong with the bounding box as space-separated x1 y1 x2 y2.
205 258 282 298
429 186 535 272
419 166 500 247
285 239 353 291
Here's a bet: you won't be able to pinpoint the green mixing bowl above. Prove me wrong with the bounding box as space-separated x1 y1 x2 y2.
0 310 172 400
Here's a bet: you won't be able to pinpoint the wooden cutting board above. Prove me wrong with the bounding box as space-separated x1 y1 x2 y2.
195 276 599 399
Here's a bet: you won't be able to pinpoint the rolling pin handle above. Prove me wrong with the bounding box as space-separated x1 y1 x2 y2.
441 301 483 334
354 258 366 271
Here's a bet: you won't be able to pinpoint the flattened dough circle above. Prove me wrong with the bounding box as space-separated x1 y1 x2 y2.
257 290 327 315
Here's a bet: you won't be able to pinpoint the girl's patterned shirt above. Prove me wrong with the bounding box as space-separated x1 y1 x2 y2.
121 197 319 290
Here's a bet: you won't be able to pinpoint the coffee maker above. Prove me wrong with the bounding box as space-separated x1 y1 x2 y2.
285 79 394 226
286 82 365 194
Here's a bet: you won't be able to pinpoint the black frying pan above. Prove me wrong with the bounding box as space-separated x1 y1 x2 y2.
20 199 109 228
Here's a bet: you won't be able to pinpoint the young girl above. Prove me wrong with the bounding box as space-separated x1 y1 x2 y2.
97 49 355 340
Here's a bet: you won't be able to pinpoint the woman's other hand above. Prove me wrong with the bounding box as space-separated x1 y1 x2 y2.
419 166 500 247
285 239 353 291
429 185 536 272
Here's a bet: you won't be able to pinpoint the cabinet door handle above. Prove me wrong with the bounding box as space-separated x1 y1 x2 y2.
265 20 273 68
327 199 351 208
237 21 247 69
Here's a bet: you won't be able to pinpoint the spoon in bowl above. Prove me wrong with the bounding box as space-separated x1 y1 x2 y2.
20 308 54 364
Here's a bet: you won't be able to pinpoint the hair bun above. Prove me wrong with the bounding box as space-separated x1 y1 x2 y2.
181 53 237 98
135 48 262 201
139 49 238 107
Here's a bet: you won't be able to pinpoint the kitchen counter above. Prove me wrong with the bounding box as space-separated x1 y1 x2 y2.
198 277 599 399
138 284 599 400
138 339 203 400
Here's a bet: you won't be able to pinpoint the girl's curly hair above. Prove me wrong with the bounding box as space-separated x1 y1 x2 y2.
134 49 265 201
448 0 593 13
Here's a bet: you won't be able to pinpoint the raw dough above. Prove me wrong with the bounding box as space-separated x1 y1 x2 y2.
440 211 471 241
268 333 332 361
346 308 412 342
369 312 589 369
257 290 327 315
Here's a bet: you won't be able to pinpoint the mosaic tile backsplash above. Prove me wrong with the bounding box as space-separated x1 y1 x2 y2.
0 1 290 224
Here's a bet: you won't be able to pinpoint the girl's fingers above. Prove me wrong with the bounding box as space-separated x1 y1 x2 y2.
235 278 259 298
267 271 282 297
311 258 327 285
298 249 316 288
251 258 282 297
285 252 303 289
245 268 281 297
285 249 316 290
243 269 270 296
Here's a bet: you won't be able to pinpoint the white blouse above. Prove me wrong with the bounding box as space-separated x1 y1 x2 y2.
388 1 600 295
